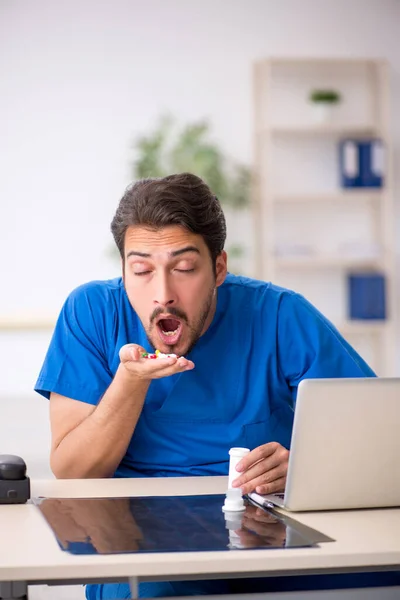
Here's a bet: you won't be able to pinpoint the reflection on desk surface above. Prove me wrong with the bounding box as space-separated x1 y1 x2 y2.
33 494 319 555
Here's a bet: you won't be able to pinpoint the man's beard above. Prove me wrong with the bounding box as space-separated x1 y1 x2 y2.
146 286 216 356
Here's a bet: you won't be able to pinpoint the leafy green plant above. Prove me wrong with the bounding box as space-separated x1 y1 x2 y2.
132 115 251 209
105 116 253 274
309 89 341 104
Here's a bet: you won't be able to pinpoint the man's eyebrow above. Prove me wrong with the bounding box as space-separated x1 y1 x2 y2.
126 246 200 259
170 246 200 257
126 250 151 258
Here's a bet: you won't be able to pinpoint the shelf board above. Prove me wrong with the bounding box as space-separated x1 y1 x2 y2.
273 256 383 270
263 57 386 67
273 191 382 204
265 124 381 137
0 316 57 331
339 320 387 335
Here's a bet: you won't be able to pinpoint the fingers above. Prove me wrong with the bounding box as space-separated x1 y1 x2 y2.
231 442 289 494
232 453 281 488
235 443 279 473
119 344 194 381
139 356 195 379
119 344 145 362
252 475 286 495
236 468 286 495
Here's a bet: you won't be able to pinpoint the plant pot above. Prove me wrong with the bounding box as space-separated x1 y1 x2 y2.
310 102 335 125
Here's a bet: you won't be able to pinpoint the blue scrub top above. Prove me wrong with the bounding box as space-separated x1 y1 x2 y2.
35 274 374 478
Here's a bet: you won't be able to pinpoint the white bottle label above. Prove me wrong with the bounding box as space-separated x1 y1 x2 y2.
343 141 358 178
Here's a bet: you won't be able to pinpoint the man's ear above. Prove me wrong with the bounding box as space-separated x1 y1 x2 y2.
215 251 228 287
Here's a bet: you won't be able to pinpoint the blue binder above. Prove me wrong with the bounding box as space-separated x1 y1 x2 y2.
359 139 385 188
339 139 361 187
339 138 385 188
348 273 386 320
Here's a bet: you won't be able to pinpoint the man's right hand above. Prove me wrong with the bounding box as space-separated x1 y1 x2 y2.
119 344 194 381
50 343 193 479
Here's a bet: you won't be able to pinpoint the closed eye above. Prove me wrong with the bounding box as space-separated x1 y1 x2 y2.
134 271 151 276
175 268 195 273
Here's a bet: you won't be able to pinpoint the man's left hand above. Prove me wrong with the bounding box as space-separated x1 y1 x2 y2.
231 442 289 495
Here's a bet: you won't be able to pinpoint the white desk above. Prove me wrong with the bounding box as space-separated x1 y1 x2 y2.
0 476 400 598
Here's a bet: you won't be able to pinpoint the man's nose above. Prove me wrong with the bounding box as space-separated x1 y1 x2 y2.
153 274 177 307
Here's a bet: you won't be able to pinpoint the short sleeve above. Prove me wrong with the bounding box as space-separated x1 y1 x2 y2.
277 292 375 400
34 284 114 405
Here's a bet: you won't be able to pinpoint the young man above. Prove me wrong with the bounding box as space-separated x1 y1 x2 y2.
35 172 375 599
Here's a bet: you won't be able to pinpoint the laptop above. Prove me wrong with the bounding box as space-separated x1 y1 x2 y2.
248 377 400 512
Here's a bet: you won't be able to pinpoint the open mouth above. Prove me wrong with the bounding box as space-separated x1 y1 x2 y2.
156 317 183 345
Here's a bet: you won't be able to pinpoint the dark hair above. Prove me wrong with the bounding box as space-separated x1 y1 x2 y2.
111 173 227 265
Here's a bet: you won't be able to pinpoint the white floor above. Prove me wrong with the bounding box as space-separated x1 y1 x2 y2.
29 585 85 599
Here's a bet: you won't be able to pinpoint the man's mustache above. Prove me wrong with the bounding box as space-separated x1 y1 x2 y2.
150 306 188 325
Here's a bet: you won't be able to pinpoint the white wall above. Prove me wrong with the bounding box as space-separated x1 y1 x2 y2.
0 0 400 462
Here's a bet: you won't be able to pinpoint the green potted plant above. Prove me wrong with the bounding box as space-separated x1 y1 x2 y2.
130 115 252 273
308 89 341 124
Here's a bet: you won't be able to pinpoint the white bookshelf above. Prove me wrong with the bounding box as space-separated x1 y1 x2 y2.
339 320 388 336
0 315 56 331
252 58 397 376
274 257 383 270
268 124 380 137
274 190 381 204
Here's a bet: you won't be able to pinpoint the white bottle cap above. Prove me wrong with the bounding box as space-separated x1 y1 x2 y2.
229 447 250 458
222 488 245 512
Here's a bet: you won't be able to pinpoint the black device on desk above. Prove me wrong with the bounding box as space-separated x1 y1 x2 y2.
0 455 30 504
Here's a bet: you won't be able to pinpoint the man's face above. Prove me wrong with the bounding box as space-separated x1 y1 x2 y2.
123 225 227 356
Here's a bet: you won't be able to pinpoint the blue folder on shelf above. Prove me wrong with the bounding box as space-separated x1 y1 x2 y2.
360 139 385 188
348 274 386 320
339 140 362 188
339 139 385 188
